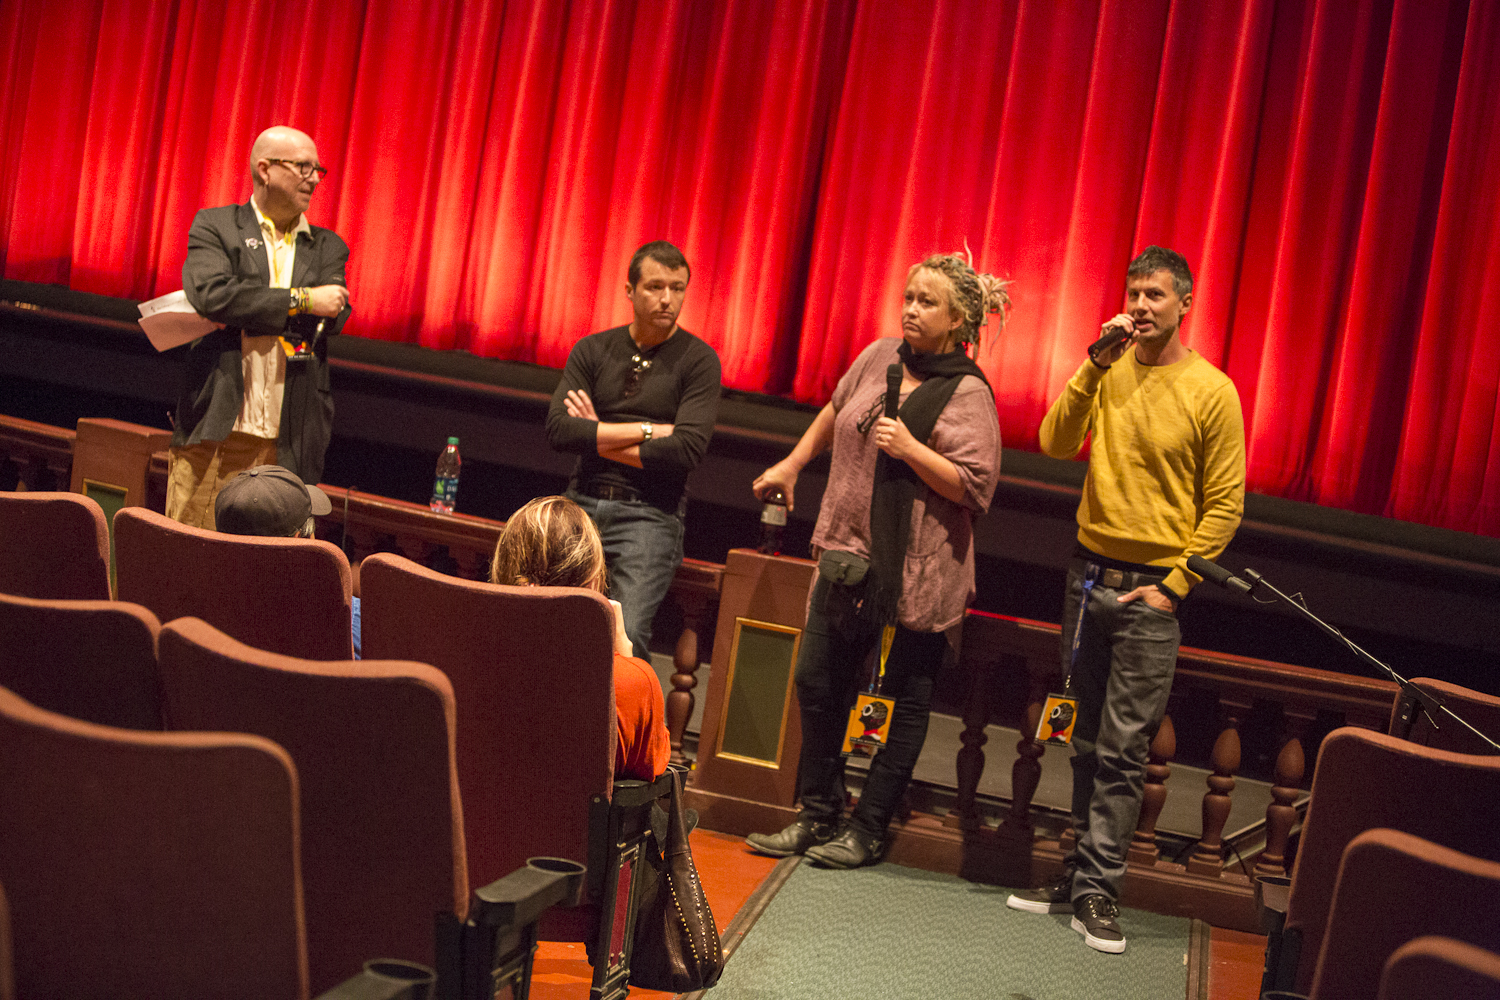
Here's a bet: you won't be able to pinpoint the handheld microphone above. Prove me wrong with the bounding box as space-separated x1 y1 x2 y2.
1087 321 1133 362
885 363 903 419
1187 554 1252 595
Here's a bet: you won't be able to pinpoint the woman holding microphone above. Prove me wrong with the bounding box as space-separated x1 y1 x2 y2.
745 253 1008 868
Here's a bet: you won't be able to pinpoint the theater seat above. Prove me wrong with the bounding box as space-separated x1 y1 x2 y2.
113 505 353 660
0 683 309 998
1311 829 1500 998
358 552 669 1000
157 616 467 995
1390 676 1500 755
0 592 162 729
0 491 111 600
1275 728 1500 994
1378 936 1500 999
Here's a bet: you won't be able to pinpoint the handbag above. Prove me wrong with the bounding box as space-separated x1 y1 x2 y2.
628 768 724 992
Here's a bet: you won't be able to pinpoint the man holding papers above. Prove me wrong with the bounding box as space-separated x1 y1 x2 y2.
166 125 351 529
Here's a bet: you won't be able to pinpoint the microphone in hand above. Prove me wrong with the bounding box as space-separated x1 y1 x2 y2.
1088 320 1133 362
885 363 902 419
1187 554 1252 595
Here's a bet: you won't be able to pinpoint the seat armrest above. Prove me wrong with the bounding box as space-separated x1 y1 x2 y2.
314 959 435 1000
470 857 587 928
610 770 676 810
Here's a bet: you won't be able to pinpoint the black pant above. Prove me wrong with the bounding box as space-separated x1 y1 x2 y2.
793 573 947 840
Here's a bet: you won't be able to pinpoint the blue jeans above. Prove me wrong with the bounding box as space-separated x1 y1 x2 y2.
569 491 684 659
794 572 947 842
1061 557 1181 902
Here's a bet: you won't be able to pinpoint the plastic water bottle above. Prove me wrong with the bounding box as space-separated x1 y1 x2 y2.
758 490 787 555
430 437 461 514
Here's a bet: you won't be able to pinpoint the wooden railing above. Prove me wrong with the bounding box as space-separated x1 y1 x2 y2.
0 415 75 491
947 610 1397 926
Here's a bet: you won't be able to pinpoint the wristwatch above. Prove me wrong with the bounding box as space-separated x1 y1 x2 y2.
640 422 653 442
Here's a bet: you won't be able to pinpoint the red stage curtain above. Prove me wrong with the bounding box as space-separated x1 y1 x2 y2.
2 0 1498 535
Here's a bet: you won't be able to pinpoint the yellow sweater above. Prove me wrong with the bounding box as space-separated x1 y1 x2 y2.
1038 350 1246 597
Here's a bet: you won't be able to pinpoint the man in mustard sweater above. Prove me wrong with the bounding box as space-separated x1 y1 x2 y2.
1009 246 1246 953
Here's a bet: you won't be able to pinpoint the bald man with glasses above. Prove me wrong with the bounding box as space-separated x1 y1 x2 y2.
166 125 352 529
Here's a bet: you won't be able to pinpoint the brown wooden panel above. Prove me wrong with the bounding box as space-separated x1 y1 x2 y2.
692 550 817 808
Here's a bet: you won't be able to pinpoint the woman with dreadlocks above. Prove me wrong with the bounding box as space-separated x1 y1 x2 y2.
745 252 1010 868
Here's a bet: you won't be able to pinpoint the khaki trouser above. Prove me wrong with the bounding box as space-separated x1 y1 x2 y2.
165 433 278 530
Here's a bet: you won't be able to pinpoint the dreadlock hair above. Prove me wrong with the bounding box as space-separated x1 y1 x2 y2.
907 250 1012 350
490 495 609 594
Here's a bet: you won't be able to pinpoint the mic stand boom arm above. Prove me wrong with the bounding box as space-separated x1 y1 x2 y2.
1240 568 1500 753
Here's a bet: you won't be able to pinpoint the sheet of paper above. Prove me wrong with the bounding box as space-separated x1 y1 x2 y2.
137 290 220 351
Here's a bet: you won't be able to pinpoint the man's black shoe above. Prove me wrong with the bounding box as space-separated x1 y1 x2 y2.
1005 871 1074 914
1071 893 1127 954
803 827 884 869
745 819 837 858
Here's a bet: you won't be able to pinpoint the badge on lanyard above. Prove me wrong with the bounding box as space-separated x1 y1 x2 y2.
1041 564 1099 747
279 336 311 362
843 624 898 758
1036 690 1079 746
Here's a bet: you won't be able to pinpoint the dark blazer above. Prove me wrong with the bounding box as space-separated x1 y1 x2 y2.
174 202 351 484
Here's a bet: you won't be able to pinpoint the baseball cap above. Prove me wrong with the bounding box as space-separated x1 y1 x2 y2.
215 465 333 536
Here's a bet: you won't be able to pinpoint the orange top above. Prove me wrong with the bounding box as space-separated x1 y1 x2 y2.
613 652 671 780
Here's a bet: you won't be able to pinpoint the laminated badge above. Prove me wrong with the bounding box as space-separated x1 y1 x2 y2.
1036 692 1078 746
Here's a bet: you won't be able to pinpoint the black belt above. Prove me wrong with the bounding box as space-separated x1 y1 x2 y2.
580 482 641 502
1072 556 1168 591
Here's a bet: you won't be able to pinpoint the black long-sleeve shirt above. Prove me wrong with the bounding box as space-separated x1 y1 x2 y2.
545 325 722 512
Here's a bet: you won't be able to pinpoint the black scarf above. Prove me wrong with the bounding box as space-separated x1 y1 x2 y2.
866 341 989 625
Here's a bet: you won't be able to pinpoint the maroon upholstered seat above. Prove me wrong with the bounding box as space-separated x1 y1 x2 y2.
113 505 353 660
1389 676 1500 755
1281 728 1500 994
359 553 665 997
0 491 110 600
157 616 467 995
1379 936 1500 999
359 554 614 909
0 592 162 729
0 684 308 999
1312 829 1500 998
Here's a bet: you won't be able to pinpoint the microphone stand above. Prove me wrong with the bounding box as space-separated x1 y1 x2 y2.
1241 568 1500 753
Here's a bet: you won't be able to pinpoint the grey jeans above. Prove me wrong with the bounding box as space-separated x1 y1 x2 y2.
1060 557 1181 903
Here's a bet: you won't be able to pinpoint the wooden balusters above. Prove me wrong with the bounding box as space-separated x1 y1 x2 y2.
665 590 710 766
1188 706 1244 876
999 653 1051 840
450 545 489 580
946 646 998 832
1128 714 1176 865
1255 731 1306 878
0 415 75 491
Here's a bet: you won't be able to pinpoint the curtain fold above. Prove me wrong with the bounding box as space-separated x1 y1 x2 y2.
2 0 1497 536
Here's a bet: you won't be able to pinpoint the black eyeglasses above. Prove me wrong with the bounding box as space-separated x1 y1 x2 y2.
623 353 653 398
856 394 885 435
266 158 329 181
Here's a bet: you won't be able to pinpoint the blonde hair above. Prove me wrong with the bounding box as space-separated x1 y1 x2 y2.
489 496 609 594
907 249 1012 350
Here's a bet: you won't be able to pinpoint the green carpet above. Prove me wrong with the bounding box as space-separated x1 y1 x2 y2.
707 861 1191 1000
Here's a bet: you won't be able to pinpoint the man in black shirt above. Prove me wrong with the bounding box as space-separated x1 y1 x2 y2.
545 241 721 660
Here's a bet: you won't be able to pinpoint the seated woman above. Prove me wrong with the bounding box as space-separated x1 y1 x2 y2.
490 495 671 781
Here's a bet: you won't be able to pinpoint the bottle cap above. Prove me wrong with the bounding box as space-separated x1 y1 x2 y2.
447 436 459 445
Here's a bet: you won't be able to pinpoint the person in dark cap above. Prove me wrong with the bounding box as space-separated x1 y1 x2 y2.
214 464 332 538
214 465 357 658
